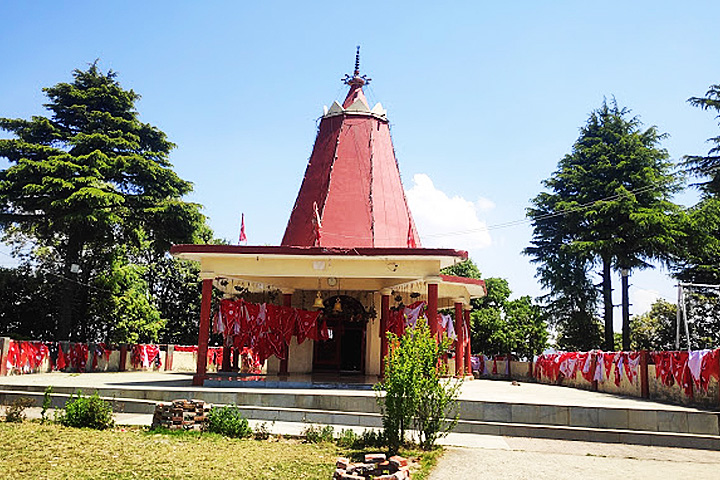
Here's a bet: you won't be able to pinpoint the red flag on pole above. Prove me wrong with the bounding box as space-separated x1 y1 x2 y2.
239 213 247 244
407 221 417 248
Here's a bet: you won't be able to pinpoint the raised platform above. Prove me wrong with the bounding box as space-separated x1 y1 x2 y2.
0 372 718 450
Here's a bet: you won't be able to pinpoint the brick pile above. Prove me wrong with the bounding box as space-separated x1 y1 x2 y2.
334 454 411 479
151 399 210 431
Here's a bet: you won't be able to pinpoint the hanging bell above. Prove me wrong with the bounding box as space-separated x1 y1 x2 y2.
312 291 325 309
333 297 343 313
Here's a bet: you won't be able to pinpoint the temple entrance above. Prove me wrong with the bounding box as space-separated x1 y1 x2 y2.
313 295 367 374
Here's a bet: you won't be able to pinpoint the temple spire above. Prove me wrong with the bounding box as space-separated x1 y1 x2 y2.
282 54 420 249
342 46 371 87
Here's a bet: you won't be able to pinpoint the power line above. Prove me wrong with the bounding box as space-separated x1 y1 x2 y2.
422 183 659 239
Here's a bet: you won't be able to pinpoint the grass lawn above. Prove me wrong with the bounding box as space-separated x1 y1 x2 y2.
0 422 440 479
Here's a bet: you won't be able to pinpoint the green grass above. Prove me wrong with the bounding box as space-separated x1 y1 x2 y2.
0 422 442 479
0 422 337 479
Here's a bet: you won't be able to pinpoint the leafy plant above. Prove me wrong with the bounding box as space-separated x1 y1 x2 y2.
41 386 53 424
206 404 251 438
4 397 34 423
253 421 271 440
58 391 114 430
356 429 386 449
335 428 357 448
376 319 461 451
301 424 334 443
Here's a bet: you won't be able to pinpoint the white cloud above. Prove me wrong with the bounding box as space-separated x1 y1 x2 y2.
476 197 495 212
406 173 492 250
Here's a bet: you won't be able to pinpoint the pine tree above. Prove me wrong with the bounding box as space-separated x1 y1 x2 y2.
683 84 720 196
0 62 207 340
527 99 681 350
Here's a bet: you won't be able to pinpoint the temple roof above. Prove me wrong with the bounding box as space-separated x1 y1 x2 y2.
282 52 420 248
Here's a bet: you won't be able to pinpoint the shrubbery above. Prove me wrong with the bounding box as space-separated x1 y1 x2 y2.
376 319 461 451
301 424 335 443
206 404 252 438
4 397 34 423
58 391 114 430
301 425 385 449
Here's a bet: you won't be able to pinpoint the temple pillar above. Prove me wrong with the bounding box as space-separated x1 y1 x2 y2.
426 277 440 340
464 309 472 376
193 278 213 386
380 292 390 377
221 336 232 372
455 301 464 377
279 291 293 376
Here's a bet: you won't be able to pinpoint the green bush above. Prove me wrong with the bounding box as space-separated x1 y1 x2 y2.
58 391 114 430
206 405 252 438
335 428 357 448
357 428 386 449
301 424 334 443
253 421 271 440
4 397 35 423
41 386 53 424
376 319 461 451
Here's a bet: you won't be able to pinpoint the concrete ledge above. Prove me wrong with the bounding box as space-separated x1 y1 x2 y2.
454 419 720 450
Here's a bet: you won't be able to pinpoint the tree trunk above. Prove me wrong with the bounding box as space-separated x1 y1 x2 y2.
621 269 631 351
58 235 81 341
602 255 614 351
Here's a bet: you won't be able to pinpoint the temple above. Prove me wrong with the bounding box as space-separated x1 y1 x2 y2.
171 49 486 385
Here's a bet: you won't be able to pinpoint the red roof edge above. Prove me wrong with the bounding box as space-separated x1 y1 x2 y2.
171 244 468 259
440 274 487 290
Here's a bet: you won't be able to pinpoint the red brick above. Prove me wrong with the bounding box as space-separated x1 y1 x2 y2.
365 453 387 463
340 474 365 480
389 456 408 468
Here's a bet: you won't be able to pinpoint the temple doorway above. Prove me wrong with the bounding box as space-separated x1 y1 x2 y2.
313 295 367 374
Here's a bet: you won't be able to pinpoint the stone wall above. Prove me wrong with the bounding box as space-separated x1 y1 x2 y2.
476 351 720 411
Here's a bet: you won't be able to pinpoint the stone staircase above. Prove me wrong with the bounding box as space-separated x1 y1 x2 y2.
1 383 718 450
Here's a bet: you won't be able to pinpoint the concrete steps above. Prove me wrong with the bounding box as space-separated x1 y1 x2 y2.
2 383 719 450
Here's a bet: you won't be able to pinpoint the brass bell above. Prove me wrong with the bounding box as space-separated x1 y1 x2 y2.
332 297 343 313
312 291 325 309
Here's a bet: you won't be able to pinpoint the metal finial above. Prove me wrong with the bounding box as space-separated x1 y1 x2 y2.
342 45 371 87
354 46 360 77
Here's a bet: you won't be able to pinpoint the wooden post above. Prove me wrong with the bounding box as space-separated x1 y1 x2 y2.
232 336 240 371
0 337 9 376
119 344 128 372
528 358 534 380
279 292 293 376
380 293 390 377
165 345 174 371
427 281 439 340
193 278 213 386
464 309 472 377
640 350 649 398
221 338 232 372
591 352 599 392
455 302 464 377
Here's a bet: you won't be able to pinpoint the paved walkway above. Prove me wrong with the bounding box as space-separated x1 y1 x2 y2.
0 371 705 412
428 438 720 480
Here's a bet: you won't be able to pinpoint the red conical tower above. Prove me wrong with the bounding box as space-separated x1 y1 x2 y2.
282 48 421 248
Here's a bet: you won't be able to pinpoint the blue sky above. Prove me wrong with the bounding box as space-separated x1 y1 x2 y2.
1 1 719 326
